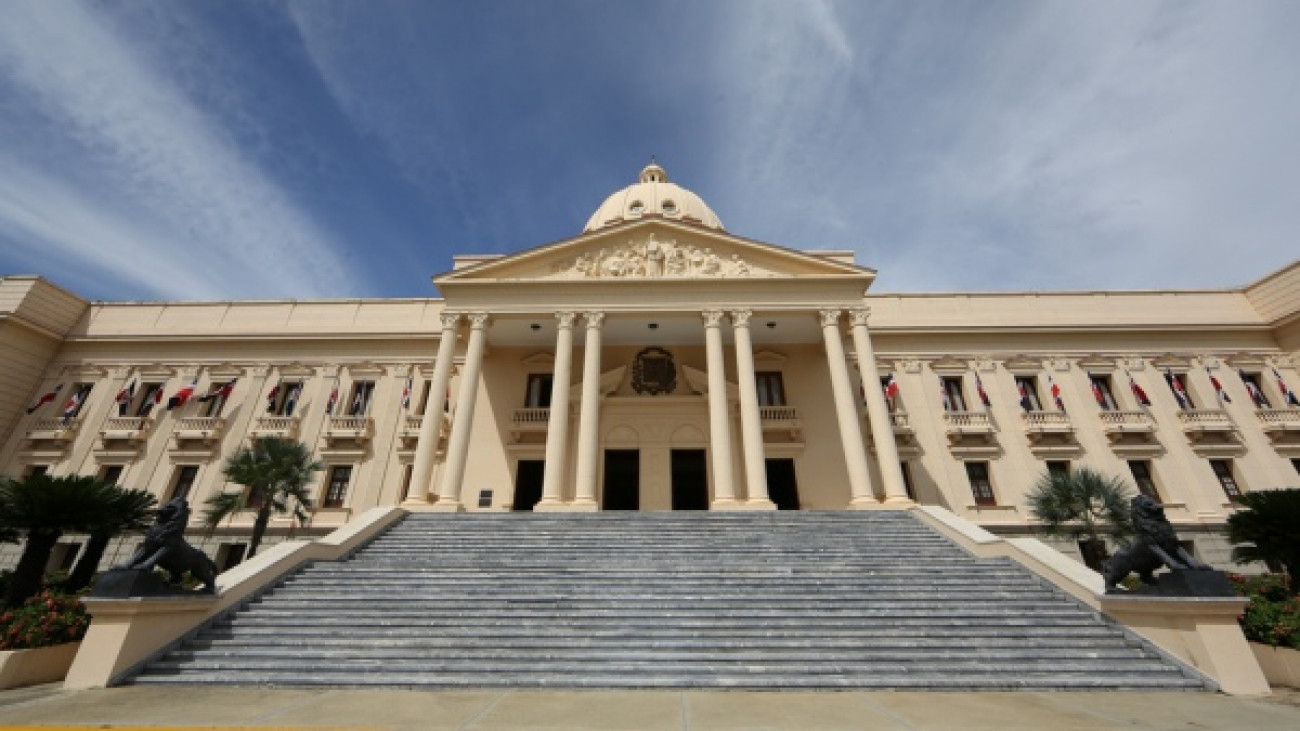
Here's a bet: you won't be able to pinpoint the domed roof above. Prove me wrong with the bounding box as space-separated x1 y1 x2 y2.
583 163 724 233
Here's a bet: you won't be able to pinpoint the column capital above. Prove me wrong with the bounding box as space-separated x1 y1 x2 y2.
439 311 463 329
466 312 491 329
583 311 605 328
701 309 726 328
729 309 753 327
818 309 842 328
555 311 577 329
848 307 871 327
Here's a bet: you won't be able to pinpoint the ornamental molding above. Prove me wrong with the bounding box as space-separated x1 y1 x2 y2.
753 349 789 368
929 355 969 375
847 307 871 327
342 361 384 378
1120 356 1146 372
729 309 753 328
972 358 997 374
208 362 246 379
631 347 677 396
439 311 463 330
554 311 577 329
817 309 842 328
1151 353 1192 370
275 362 318 378
1076 354 1116 373
106 366 132 379
1223 352 1270 369
58 363 107 379
901 359 923 374
583 311 606 328
701 309 725 328
546 233 774 280
1048 358 1072 373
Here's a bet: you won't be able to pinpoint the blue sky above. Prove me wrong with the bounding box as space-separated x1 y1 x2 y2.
1 1 1297 302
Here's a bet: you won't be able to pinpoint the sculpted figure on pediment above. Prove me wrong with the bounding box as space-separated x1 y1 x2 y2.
545 233 769 280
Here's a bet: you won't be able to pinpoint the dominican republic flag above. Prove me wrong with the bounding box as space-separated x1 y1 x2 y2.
1276 368 1300 407
27 383 64 414
167 380 198 410
61 388 85 419
326 379 339 415
1018 382 1033 412
1207 368 1231 404
139 383 163 416
1240 370 1268 408
401 377 412 410
284 383 303 416
974 373 992 408
198 378 237 403
115 380 136 416
1128 372 1151 406
265 382 281 413
1049 375 1065 411
1165 369 1190 409
350 388 365 416
882 372 900 401
1091 381 1108 409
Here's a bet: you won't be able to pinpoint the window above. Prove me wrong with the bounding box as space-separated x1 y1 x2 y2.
1046 461 1071 477
1128 460 1161 501
323 465 352 508
965 461 996 506
23 464 49 478
1014 376 1043 411
900 461 917 501
1166 371 1195 409
271 381 307 416
1293 458 1300 477
200 380 236 417
1209 459 1243 502
98 464 125 485
941 377 967 412
1240 372 1271 408
169 465 200 501
756 372 787 407
136 383 164 416
46 542 82 572
525 374 553 409
416 380 431 414
347 381 375 416
1089 375 1118 411
399 464 413 499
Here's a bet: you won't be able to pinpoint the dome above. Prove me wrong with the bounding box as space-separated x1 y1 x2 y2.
583 163 724 233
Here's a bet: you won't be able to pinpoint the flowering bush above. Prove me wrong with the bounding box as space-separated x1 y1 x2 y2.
1231 573 1300 649
0 589 89 650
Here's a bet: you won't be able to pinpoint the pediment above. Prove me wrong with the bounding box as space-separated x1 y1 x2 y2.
436 220 872 286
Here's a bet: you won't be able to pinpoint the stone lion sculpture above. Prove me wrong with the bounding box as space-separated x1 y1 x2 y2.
117 497 218 593
1103 494 1210 592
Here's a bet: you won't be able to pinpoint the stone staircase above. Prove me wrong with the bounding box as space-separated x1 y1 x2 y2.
131 511 1208 690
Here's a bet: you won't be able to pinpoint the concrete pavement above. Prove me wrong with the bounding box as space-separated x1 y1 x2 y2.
1 684 1299 729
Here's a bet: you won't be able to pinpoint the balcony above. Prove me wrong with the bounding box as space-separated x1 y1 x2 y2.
871 410 920 458
943 410 998 457
169 416 226 456
511 407 550 441
1099 410 1157 438
250 416 301 440
1020 410 1080 456
323 415 374 447
1177 408 1242 455
760 405 801 442
25 417 81 458
1256 408 1300 454
100 416 151 444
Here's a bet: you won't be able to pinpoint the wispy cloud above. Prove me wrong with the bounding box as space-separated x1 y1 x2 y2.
0 2 358 300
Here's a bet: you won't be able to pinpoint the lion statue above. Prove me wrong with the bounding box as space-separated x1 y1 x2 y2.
1103 494 1210 592
116 497 218 593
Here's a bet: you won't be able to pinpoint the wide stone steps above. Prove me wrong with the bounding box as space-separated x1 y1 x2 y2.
131 511 1208 690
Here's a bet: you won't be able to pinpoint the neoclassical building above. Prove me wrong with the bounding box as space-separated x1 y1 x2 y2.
2 164 1298 570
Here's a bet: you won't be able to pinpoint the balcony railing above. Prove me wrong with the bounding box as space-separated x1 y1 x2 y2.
759 406 798 423
100 416 150 441
1021 410 1073 430
512 407 551 426
1176 408 1234 430
250 416 301 439
1256 408 1300 430
888 411 911 430
172 416 225 443
1099 410 1156 431
943 410 994 431
27 417 81 441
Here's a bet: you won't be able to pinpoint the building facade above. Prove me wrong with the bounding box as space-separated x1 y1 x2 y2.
2 164 1299 570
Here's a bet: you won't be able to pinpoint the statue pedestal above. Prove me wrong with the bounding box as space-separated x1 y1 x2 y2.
90 569 211 599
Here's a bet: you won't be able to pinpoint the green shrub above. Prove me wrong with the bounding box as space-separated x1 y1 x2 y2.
0 589 90 650
1231 573 1300 649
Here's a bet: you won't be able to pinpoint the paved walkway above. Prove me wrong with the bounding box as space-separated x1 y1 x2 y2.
1 684 1298 729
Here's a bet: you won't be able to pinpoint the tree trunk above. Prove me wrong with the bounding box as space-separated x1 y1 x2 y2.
5 529 61 607
248 503 272 559
65 530 112 592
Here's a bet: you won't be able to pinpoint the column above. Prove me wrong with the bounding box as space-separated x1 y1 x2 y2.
536 311 576 510
570 311 604 510
703 309 739 508
404 312 461 504
819 309 877 507
432 312 489 512
730 309 773 509
848 308 912 505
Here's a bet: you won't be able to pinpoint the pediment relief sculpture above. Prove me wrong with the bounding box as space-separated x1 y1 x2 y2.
544 234 777 281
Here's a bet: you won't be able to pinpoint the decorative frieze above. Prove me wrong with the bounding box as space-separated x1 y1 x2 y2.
546 234 772 280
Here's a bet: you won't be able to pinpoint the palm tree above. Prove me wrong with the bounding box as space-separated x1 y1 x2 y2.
1026 467 1135 572
203 437 321 559
65 486 157 592
1227 487 1300 595
0 474 117 606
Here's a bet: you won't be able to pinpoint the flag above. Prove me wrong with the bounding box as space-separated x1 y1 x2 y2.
198 378 237 404
401 377 412 410
1165 369 1189 409
1276 368 1300 407
284 383 303 416
1240 370 1268 408
115 380 136 416
940 380 952 411
1018 382 1032 412
350 387 364 416
26 383 64 414
974 373 992 408
139 383 163 416
167 380 198 410
1207 367 1231 404
62 388 85 419
1049 374 1065 411
1128 372 1151 406
326 379 339 415
882 372 900 400
265 382 280 413
1091 381 1108 409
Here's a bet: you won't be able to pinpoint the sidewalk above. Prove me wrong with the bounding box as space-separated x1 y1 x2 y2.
1 684 1298 729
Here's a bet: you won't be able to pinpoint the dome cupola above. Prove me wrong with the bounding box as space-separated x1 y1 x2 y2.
583 163 723 233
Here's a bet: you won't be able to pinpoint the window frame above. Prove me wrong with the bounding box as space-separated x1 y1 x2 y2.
941 376 967 412
1014 376 1043 412
1089 374 1119 411
1209 459 1243 502
524 373 554 409
965 461 996 506
322 465 353 509
346 381 375 417
756 371 787 407
169 464 200 501
1128 459 1161 502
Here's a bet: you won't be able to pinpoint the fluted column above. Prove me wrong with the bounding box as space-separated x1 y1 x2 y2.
703 309 739 508
731 309 773 509
404 312 461 504
537 312 576 510
819 309 877 507
849 308 912 505
570 311 604 510
432 312 489 512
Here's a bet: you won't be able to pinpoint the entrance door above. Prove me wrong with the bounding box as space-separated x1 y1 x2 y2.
765 458 800 510
602 450 640 510
511 459 545 511
671 449 709 510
